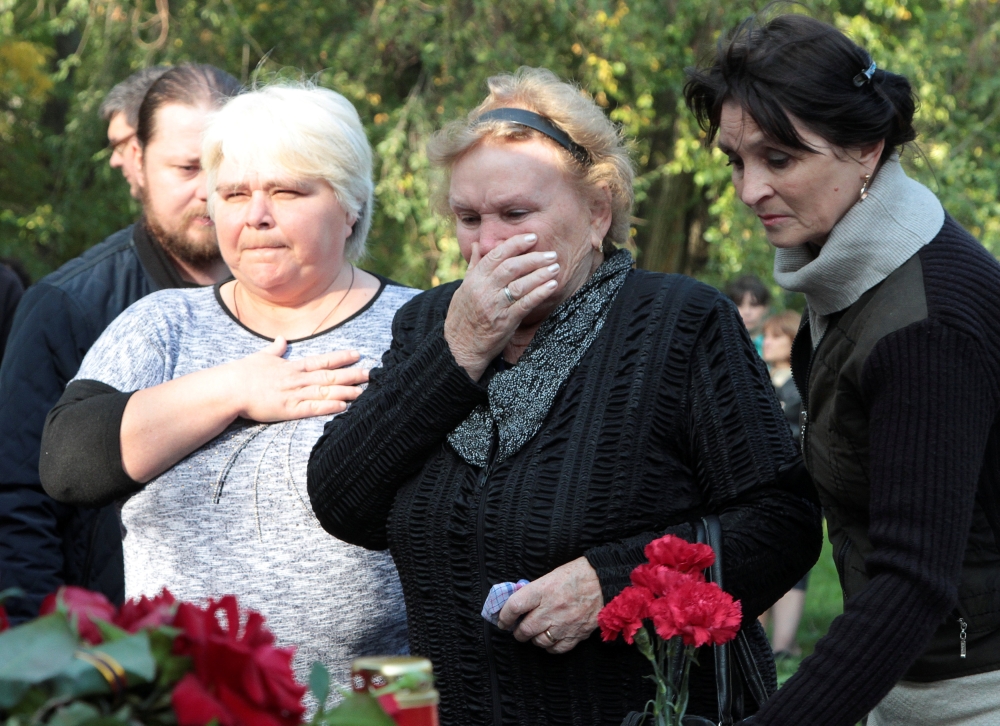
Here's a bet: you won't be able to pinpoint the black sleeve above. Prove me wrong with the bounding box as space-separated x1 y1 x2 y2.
308 286 488 550
0 283 92 619
40 379 141 507
584 298 822 621
752 321 996 726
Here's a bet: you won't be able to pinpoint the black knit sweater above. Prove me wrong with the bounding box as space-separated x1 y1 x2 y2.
308 269 821 726
751 221 1000 725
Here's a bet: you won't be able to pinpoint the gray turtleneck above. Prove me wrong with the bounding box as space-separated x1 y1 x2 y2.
772 156 944 347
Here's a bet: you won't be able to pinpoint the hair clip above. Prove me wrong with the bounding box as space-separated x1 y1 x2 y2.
853 60 877 87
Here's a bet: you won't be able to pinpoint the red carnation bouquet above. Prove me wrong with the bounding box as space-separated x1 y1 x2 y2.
0 587 400 726
598 535 742 726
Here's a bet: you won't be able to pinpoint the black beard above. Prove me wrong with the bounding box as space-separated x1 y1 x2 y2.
141 193 222 270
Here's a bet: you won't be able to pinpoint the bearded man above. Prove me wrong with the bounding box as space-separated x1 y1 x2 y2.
0 64 239 623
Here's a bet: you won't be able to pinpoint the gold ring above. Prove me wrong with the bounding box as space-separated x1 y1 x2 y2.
544 628 559 643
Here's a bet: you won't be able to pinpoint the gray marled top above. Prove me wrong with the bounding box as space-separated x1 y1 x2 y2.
75 278 418 692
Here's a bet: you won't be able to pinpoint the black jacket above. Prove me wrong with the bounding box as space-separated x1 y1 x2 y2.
308 270 822 726
753 219 1000 726
0 223 197 622
0 263 25 364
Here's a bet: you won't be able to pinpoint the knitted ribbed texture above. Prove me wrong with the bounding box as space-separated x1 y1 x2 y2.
753 220 1000 726
773 157 944 346
308 270 822 726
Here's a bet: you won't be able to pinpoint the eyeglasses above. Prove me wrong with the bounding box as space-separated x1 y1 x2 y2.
107 134 135 155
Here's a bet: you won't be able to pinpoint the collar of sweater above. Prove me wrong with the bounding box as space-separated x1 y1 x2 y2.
772 156 944 346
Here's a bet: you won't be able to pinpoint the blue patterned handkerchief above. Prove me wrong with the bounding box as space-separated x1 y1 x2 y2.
481 579 530 626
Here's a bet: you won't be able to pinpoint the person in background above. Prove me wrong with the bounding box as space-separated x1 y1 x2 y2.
725 274 771 357
0 64 239 624
0 259 27 363
757 309 808 660
41 82 412 689
763 310 802 440
100 66 169 198
686 11 1000 726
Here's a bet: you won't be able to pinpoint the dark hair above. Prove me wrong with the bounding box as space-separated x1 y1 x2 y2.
725 274 771 307
684 13 916 165
137 64 241 147
99 66 170 128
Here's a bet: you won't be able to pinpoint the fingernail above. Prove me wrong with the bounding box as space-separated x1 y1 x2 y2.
548 263 560 272
543 251 557 260
524 233 537 242
546 280 557 288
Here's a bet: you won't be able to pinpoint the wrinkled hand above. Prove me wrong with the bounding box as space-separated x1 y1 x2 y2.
496 557 603 654
229 337 368 422
444 233 561 381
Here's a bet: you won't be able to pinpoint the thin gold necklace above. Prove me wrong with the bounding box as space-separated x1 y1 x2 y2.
232 265 356 337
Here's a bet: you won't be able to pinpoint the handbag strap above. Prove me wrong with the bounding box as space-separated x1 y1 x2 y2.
695 515 734 726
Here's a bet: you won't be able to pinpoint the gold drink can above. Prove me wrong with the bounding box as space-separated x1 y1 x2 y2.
351 656 439 726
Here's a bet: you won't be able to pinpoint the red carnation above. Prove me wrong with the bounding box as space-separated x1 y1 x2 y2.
649 579 742 647
630 563 702 597
0 603 8 632
644 535 715 573
39 586 117 645
598 585 653 644
115 589 177 633
171 595 305 726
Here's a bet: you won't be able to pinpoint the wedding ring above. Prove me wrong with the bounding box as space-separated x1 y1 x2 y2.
544 628 559 644
503 286 517 305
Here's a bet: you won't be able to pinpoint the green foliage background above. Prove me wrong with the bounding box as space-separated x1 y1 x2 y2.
2 0 999 301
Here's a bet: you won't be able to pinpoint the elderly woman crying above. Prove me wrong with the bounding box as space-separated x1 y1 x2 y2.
307 67 822 725
40 82 415 689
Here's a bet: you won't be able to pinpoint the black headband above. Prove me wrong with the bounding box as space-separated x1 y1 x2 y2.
475 108 591 166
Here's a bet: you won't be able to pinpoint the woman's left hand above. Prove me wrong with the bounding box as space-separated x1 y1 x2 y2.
496 557 603 654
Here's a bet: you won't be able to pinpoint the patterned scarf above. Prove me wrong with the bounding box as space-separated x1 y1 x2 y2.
447 248 633 467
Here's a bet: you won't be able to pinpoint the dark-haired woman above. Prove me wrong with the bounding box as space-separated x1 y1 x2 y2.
686 13 1000 726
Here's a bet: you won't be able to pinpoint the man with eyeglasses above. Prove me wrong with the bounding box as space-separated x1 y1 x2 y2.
100 67 169 198
0 64 240 623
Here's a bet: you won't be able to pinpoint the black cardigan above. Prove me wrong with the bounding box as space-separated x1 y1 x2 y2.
308 269 821 726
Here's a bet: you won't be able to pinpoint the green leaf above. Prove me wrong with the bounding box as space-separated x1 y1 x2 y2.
312 692 395 726
51 631 157 699
0 680 30 710
93 619 130 644
47 702 102 726
0 614 77 683
309 661 331 711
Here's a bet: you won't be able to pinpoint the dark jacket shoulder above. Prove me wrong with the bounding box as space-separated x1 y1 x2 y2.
917 215 1000 350
23 225 155 343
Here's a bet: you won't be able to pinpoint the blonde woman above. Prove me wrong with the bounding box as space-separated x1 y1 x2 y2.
41 83 415 688
308 67 821 726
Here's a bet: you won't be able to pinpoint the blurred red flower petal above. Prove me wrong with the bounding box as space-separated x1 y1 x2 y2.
172 672 235 726
39 586 116 645
115 589 176 632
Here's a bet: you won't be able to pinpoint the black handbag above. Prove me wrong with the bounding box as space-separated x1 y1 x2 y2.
620 515 776 726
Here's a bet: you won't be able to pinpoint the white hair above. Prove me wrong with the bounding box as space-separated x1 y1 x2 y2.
203 82 374 260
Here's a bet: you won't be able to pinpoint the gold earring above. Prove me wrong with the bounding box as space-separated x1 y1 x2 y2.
860 173 872 201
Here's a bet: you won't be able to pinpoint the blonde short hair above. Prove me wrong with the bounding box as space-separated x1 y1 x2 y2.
203 82 374 261
427 67 635 250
